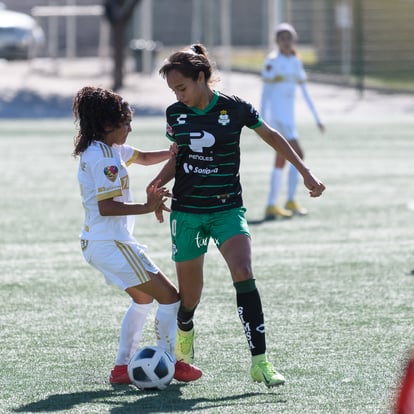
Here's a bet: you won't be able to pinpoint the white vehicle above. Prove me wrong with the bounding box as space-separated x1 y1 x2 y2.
0 3 44 60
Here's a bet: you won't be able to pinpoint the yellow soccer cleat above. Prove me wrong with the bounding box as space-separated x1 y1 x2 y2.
250 360 286 388
175 328 195 364
264 205 293 220
285 200 308 216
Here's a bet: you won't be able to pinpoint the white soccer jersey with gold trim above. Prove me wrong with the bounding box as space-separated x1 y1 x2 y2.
78 141 139 241
260 52 307 138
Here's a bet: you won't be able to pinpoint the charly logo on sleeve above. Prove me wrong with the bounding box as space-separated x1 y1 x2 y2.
104 165 118 182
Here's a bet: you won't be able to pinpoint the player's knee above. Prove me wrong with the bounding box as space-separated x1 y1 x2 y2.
231 263 253 282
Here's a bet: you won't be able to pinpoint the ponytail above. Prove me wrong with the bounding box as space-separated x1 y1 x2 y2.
159 43 217 84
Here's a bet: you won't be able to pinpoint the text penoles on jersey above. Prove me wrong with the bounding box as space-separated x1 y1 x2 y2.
165 91 262 214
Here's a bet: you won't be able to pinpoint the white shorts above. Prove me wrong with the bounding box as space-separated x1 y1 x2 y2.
272 119 297 141
81 239 159 290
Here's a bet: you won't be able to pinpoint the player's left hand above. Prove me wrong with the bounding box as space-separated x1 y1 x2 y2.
146 180 171 213
304 171 325 198
317 123 326 134
169 142 178 157
154 203 170 223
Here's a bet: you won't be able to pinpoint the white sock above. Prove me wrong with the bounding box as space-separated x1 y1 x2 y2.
154 301 180 359
287 163 299 201
115 301 153 365
267 168 284 206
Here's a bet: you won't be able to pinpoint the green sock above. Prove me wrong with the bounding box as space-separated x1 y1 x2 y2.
233 278 256 293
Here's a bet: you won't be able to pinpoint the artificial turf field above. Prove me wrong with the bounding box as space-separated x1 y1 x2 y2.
1 116 413 414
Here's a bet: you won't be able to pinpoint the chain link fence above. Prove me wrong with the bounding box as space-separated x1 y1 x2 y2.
3 0 414 93
293 0 414 93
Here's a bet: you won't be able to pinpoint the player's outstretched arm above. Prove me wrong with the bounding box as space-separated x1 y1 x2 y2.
147 157 176 189
98 181 170 216
135 143 178 166
299 82 325 133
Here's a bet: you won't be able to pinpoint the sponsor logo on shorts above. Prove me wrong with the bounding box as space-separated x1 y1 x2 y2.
195 232 219 248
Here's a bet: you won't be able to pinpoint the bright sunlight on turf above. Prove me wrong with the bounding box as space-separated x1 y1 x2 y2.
1 117 413 414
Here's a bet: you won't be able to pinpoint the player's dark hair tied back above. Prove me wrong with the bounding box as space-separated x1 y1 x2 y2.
159 43 214 84
191 44 205 55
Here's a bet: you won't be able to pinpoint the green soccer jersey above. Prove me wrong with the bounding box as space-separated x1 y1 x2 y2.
165 91 263 213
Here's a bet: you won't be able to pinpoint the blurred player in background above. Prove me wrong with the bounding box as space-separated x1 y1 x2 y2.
261 23 325 220
149 43 325 387
72 86 201 384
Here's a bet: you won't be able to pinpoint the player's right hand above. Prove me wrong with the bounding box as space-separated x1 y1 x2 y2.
145 180 171 212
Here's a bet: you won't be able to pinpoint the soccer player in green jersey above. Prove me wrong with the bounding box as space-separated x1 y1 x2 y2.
149 44 325 387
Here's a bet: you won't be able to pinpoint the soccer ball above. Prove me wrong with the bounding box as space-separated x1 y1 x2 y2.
128 346 175 390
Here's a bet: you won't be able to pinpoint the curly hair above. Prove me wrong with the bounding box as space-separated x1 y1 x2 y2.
72 86 131 157
159 43 218 84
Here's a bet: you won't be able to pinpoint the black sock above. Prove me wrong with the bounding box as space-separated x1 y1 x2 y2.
234 279 266 356
177 304 197 332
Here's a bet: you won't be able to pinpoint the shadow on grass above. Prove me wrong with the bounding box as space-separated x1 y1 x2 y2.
248 215 305 226
247 218 267 226
13 383 286 413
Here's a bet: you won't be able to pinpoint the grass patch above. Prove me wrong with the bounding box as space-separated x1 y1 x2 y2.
1 117 413 413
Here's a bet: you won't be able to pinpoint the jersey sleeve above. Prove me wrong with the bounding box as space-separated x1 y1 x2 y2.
240 98 263 129
92 157 123 202
296 58 308 83
118 144 139 166
165 105 177 142
261 53 279 82
166 121 175 141
260 82 272 122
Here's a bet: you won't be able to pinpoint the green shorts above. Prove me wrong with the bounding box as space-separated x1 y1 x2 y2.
170 207 250 262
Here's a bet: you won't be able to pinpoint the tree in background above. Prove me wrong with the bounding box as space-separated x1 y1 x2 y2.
104 0 141 90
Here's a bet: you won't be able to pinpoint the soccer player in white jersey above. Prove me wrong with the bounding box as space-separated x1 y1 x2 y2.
261 23 325 220
73 86 201 384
